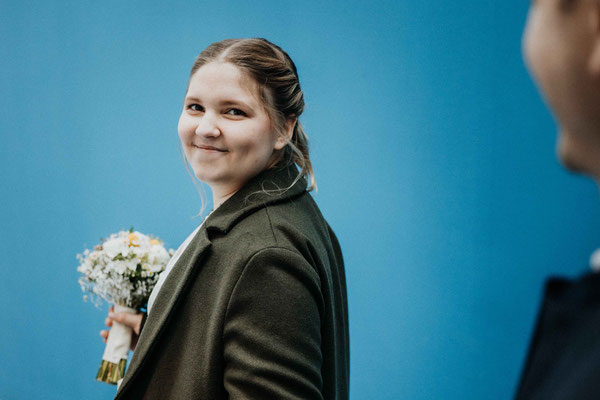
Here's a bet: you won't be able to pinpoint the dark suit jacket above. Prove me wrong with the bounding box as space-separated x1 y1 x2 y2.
114 164 350 399
515 273 600 400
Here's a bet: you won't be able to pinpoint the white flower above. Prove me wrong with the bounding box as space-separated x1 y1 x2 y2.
102 237 126 259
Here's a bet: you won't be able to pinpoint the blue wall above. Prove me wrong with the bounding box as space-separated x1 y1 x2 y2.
2 1 599 399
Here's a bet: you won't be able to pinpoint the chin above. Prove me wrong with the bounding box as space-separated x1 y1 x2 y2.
557 136 595 177
559 151 586 174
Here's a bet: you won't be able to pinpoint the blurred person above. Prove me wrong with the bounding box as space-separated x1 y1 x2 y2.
517 0 600 398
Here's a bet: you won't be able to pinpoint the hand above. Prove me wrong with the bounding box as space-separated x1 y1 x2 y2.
99 306 144 351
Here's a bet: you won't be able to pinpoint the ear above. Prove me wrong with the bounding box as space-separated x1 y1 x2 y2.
588 0 600 77
273 115 297 150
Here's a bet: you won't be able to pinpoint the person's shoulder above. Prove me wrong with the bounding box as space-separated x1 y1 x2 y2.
213 191 335 265
543 271 600 303
263 193 337 258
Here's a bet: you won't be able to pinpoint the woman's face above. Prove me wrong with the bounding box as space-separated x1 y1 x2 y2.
178 62 286 197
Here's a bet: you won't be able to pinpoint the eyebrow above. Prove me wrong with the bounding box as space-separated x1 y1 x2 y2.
184 96 253 109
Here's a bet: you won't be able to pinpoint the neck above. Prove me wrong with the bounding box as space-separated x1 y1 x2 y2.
211 185 241 210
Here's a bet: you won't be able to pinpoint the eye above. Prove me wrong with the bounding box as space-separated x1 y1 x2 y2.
187 103 204 112
225 108 247 117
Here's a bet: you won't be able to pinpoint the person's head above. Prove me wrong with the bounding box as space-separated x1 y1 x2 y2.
178 38 315 205
523 0 600 177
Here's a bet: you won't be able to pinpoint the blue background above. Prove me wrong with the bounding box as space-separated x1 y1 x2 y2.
2 1 599 399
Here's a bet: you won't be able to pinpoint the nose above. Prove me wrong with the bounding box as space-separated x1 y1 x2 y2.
194 112 221 137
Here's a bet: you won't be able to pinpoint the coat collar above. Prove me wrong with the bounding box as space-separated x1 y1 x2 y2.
204 163 308 235
115 163 307 398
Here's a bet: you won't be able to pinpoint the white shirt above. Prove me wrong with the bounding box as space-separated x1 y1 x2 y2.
147 218 208 315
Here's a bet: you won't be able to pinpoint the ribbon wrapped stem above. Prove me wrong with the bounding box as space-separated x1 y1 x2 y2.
96 304 137 385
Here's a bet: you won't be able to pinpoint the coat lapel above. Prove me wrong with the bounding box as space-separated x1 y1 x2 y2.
115 163 307 398
115 228 212 398
205 164 307 235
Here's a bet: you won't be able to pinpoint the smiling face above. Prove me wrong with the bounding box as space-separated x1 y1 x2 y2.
178 62 287 203
523 0 600 176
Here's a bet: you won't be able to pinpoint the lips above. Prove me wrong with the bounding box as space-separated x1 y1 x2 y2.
193 144 227 152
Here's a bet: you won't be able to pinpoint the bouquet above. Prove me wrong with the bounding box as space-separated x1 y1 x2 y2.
77 228 173 385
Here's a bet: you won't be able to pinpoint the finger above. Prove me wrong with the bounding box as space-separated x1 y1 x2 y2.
105 317 113 327
110 312 143 333
100 330 109 339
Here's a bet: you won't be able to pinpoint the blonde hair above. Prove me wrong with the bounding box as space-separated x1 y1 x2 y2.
184 38 316 201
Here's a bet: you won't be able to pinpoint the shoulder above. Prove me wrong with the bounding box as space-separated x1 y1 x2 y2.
234 191 330 257
203 185 339 286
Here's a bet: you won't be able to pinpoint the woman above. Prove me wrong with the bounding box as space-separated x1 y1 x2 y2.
101 38 350 399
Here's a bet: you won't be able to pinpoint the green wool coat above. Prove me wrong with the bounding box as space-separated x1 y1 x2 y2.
114 164 350 399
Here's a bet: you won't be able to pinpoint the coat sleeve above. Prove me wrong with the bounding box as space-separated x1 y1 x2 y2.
223 247 324 400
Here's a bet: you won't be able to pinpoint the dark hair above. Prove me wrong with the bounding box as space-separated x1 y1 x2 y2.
187 38 316 192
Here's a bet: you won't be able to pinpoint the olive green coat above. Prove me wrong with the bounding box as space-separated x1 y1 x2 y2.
114 165 350 399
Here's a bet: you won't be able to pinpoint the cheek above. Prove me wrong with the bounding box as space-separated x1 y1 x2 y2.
233 122 276 152
236 135 276 169
177 114 193 141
